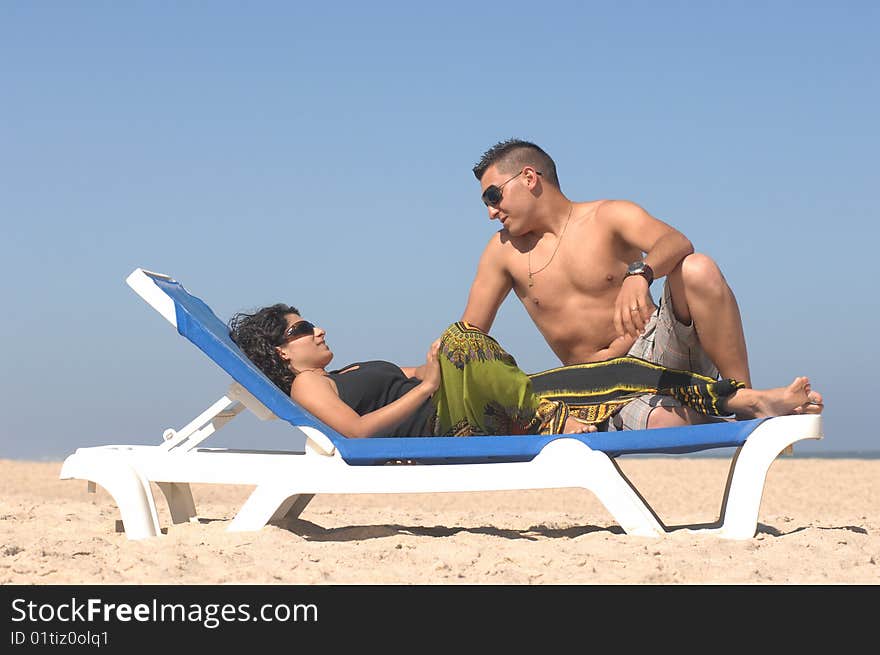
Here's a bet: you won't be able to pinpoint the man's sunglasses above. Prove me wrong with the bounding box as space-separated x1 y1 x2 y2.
481 169 541 207
281 320 316 344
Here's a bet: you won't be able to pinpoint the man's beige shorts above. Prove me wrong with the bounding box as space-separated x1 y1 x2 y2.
608 282 720 431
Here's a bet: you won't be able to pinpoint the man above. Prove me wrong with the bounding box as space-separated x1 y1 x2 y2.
462 138 820 431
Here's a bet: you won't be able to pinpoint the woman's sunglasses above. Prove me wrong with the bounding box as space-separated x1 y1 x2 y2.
481 169 541 207
280 320 316 344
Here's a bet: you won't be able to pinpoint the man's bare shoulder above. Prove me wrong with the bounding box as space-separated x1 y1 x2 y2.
594 198 649 222
481 228 525 261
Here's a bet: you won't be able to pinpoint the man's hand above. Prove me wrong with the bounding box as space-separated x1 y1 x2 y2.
613 275 656 338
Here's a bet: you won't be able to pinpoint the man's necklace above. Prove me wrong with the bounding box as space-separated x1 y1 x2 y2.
528 203 573 288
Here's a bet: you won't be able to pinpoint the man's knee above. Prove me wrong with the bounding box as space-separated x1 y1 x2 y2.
680 253 728 299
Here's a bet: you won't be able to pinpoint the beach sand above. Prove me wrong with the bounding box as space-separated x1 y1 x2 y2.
1 457 878 585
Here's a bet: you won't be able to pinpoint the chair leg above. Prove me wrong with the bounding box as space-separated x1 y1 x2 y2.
279 494 314 522
582 452 665 537
227 485 307 533
64 458 162 540
534 439 665 537
718 416 822 539
156 482 198 524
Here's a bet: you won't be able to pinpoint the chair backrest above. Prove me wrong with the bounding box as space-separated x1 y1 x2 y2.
135 269 765 465
146 272 349 442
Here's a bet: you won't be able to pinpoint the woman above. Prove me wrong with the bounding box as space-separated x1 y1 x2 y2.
228 304 822 439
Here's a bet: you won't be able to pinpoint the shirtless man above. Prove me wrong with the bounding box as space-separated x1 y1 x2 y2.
462 139 822 430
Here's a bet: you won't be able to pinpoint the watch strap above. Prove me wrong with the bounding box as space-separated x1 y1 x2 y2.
626 262 654 286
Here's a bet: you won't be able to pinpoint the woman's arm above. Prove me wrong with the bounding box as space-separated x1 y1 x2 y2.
292 342 441 439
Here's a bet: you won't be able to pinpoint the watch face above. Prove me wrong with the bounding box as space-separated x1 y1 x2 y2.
626 261 653 285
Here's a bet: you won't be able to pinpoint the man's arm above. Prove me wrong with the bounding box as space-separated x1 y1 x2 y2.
461 233 513 334
602 200 694 337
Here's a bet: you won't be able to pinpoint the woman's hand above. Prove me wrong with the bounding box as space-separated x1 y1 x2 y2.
421 339 442 393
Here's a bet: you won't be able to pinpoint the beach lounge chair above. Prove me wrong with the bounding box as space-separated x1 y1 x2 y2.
59 268 824 541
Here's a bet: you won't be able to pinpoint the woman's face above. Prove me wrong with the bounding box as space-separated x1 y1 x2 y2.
275 313 333 372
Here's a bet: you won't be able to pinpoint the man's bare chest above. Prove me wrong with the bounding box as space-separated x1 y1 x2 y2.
507 230 625 300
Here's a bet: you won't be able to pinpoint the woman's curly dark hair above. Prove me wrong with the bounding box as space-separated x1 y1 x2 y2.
228 303 300 395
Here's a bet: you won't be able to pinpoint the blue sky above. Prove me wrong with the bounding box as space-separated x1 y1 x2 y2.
1 1 876 459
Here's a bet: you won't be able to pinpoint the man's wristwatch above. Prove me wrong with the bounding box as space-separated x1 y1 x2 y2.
625 260 654 286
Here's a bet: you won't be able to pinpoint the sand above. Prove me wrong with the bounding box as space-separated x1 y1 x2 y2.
1 457 878 585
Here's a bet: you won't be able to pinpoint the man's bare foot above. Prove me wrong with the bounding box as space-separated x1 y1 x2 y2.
563 416 598 434
725 376 824 419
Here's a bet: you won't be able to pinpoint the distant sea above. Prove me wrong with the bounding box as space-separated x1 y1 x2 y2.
625 450 880 459
789 450 880 459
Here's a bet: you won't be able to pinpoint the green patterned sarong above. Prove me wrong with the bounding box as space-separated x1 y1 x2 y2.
430 322 743 437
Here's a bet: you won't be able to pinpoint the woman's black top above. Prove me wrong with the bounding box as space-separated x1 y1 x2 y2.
328 361 434 437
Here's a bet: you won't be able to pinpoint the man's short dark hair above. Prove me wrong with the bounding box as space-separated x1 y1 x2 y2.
472 139 560 188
